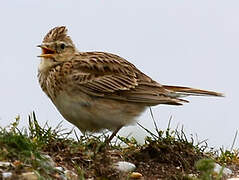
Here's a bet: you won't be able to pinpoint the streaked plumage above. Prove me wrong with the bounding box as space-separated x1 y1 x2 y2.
37 26 223 136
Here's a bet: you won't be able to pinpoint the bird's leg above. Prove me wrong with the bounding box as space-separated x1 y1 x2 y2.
105 126 122 144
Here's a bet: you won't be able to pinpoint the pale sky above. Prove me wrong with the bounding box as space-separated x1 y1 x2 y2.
0 1 238 148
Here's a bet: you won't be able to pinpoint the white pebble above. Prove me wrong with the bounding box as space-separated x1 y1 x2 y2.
0 162 11 167
55 166 64 172
188 173 197 177
214 163 232 176
114 161 136 172
41 154 56 167
2 172 12 178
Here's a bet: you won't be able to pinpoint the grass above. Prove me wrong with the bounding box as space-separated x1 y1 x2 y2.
0 112 238 179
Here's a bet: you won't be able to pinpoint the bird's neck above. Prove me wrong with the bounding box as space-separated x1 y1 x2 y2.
38 58 57 73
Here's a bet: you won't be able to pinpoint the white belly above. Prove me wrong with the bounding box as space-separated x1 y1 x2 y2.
53 91 146 132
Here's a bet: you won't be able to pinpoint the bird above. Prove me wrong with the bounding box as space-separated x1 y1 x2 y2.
37 26 223 142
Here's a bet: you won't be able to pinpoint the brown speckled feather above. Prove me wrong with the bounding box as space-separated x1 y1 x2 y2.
62 51 188 105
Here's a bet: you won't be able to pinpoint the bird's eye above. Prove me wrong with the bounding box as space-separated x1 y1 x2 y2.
60 43 65 49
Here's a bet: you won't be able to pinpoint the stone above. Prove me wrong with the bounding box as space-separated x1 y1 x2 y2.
2 172 12 178
214 163 232 176
114 161 136 172
41 154 56 167
55 166 64 172
0 162 11 167
130 172 142 179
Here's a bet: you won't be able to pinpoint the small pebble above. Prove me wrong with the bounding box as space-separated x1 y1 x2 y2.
214 163 232 176
55 166 64 172
0 162 11 167
41 154 56 167
114 161 136 172
188 173 197 177
2 172 12 178
130 172 142 179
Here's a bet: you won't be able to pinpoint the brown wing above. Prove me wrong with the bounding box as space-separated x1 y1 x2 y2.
67 52 188 105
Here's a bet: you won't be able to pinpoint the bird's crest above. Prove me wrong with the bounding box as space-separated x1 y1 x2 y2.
43 26 69 43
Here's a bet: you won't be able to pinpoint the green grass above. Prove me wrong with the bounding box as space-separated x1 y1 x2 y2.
0 112 238 179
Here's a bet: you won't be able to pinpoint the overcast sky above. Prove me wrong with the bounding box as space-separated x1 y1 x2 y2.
0 1 238 148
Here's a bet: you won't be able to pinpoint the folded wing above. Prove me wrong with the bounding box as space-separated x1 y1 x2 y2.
67 52 222 106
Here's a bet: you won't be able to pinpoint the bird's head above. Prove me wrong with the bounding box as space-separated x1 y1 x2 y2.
38 26 76 64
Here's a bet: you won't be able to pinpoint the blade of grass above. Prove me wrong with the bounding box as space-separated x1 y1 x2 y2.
149 107 159 133
230 130 238 152
137 122 158 140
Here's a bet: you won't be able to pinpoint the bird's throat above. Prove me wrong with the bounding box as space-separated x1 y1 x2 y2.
38 58 57 73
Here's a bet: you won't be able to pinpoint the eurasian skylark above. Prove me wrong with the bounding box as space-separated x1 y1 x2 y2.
37 26 223 141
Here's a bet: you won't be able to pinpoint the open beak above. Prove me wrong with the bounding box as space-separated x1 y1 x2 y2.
37 45 55 58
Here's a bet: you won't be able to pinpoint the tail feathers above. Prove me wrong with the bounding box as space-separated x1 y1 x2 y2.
163 85 224 98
